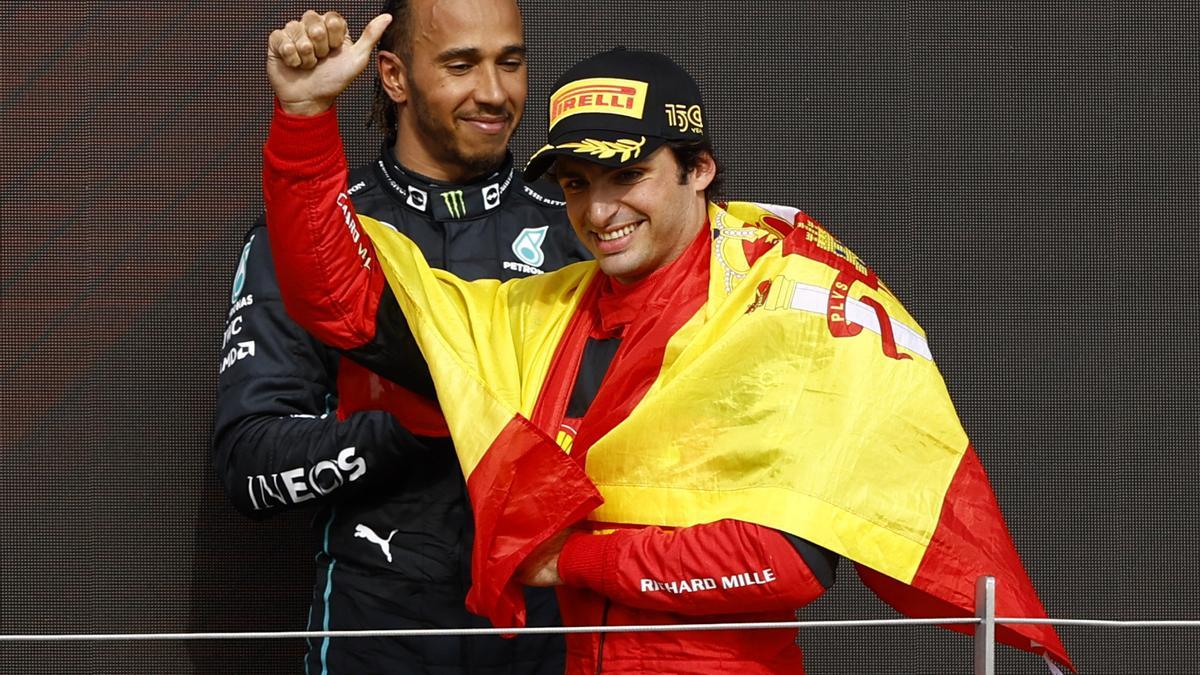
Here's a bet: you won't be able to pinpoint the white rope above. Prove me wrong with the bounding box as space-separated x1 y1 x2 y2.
2 616 1197 642
0 618 977 642
998 618 1200 628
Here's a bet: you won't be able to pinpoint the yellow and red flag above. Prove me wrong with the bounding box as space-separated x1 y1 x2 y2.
354 201 1071 669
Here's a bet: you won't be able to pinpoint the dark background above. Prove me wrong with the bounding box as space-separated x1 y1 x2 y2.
1 1 1196 673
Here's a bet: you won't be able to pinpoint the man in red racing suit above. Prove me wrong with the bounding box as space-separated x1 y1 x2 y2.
262 21 838 673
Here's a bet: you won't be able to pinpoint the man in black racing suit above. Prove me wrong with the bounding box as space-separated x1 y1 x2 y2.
211 3 589 673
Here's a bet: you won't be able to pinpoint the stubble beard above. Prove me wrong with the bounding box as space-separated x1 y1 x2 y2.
408 85 509 179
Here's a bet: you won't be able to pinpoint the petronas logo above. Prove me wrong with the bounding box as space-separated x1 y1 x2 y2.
441 190 467 218
231 235 254 304
512 226 548 267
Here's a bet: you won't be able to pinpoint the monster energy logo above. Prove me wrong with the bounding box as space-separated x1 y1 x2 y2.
441 190 467 218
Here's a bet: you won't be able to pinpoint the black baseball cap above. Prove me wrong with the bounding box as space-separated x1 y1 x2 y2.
523 48 708 181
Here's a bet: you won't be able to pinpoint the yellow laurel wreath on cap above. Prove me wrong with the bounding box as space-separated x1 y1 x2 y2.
558 136 646 162
529 143 555 162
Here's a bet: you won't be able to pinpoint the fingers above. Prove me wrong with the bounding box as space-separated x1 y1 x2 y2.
300 10 330 59
301 9 351 57
267 25 301 68
268 19 315 68
266 11 396 114
268 11 355 70
325 11 349 48
353 13 394 57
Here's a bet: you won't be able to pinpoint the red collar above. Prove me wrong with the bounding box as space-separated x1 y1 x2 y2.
594 224 710 337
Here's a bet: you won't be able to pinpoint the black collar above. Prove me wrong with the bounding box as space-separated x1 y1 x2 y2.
374 148 516 221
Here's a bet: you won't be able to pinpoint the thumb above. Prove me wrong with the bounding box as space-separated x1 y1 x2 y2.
353 13 393 56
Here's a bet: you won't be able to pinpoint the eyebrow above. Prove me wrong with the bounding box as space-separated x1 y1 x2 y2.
436 44 526 62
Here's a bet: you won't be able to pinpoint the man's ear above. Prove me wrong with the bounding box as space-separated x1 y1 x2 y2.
377 51 408 104
690 151 717 192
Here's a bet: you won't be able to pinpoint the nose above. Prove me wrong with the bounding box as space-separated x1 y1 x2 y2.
586 189 620 228
474 64 507 109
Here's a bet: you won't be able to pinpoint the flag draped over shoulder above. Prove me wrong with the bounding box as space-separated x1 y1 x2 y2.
355 202 1070 669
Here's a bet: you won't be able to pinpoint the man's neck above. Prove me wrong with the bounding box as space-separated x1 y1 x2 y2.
391 134 490 185
377 145 515 220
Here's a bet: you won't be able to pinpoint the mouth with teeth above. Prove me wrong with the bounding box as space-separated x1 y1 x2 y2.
597 223 637 241
593 221 641 252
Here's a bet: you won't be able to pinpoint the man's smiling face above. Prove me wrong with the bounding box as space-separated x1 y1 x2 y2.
555 146 715 285
394 0 527 180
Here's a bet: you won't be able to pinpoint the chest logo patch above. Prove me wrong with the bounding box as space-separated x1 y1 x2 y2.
483 183 501 209
512 226 549 267
407 186 428 212
230 235 254 304
442 190 467 218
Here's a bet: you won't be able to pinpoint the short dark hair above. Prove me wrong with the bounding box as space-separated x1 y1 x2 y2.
667 139 724 202
369 0 415 143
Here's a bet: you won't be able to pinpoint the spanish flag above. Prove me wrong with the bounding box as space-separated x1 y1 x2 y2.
355 200 1070 669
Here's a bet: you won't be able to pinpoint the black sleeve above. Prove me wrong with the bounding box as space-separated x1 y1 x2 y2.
341 286 436 400
211 222 429 519
782 532 839 589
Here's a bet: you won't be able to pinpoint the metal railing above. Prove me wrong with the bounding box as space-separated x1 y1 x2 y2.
3 577 1200 674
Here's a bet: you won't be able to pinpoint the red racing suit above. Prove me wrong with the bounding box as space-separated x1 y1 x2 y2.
263 104 837 673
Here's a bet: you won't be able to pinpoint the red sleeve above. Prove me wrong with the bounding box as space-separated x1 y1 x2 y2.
557 519 829 616
261 101 385 350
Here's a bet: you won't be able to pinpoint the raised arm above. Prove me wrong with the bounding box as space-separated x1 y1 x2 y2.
264 104 381 348
263 10 389 347
261 12 435 388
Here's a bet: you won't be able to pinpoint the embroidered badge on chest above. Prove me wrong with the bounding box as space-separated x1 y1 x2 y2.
512 226 549 267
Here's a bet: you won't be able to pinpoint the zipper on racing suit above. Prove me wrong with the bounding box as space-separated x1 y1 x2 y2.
595 597 611 674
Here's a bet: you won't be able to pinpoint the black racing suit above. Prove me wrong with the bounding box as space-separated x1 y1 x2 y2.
212 148 591 674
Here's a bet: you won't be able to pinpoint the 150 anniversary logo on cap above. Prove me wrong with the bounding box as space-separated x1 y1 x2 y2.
549 78 648 130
